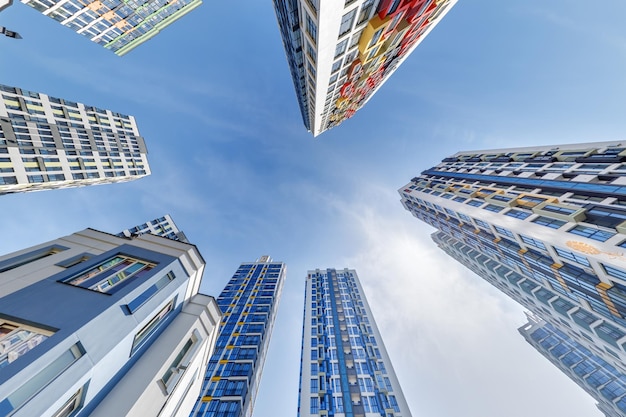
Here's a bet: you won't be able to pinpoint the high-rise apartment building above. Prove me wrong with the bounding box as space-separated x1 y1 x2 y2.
519 313 626 417
0 83 150 195
299 268 412 417
118 214 189 242
272 0 457 136
0 226 221 417
399 140 626 412
20 0 201 55
189 256 286 417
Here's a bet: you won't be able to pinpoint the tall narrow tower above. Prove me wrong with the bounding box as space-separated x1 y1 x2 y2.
399 140 626 413
19 0 202 55
299 268 412 417
189 256 286 417
0 83 150 195
272 0 457 136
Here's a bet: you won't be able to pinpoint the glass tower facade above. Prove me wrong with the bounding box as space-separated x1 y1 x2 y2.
272 0 457 136
0 83 150 195
519 313 626 417
190 256 286 417
20 0 201 55
299 268 412 417
400 141 626 413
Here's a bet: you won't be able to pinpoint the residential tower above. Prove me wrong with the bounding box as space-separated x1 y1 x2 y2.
299 268 412 416
0 83 150 195
189 256 286 417
399 141 626 413
0 226 221 417
273 0 457 136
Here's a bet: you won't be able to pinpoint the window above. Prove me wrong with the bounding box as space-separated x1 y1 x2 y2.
541 204 577 215
0 245 69 273
604 264 626 281
51 384 87 417
310 378 318 393
555 248 590 266
494 226 514 238
131 299 175 355
306 13 317 39
334 39 348 57
338 9 356 37
357 0 375 25
306 42 317 63
60 254 156 294
532 216 566 229
331 59 342 73
505 209 530 220
55 253 93 269
161 330 202 393
520 235 546 250
483 204 503 213
310 397 319 414
568 225 615 242
126 271 176 313
0 318 55 368
0 343 84 416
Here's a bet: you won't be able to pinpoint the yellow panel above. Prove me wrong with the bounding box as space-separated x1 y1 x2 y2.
202 396 213 402
4 99 19 107
68 112 82 118
551 268 570 291
0 162 12 168
211 376 221 382
23 162 38 168
26 104 45 111
226 345 234 349
219 359 228 364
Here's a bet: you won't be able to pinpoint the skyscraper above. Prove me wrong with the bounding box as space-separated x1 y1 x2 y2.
189 256 286 417
118 214 189 242
299 268 412 417
0 83 150 195
19 0 201 55
0 226 221 417
399 140 626 411
272 0 457 136
519 313 626 417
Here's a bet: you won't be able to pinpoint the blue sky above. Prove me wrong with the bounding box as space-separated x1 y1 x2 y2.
2 0 626 416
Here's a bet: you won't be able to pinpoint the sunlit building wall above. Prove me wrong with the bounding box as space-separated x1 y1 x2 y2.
190 256 286 417
272 0 457 136
519 313 626 417
399 141 626 409
0 83 150 195
0 227 221 417
299 268 412 417
20 0 201 55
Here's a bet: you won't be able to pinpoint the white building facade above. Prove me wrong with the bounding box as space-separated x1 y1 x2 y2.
118 214 189 242
0 83 150 195
299 268 412 417
0 227 220 417
273 0 457 136
400 141 626 413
